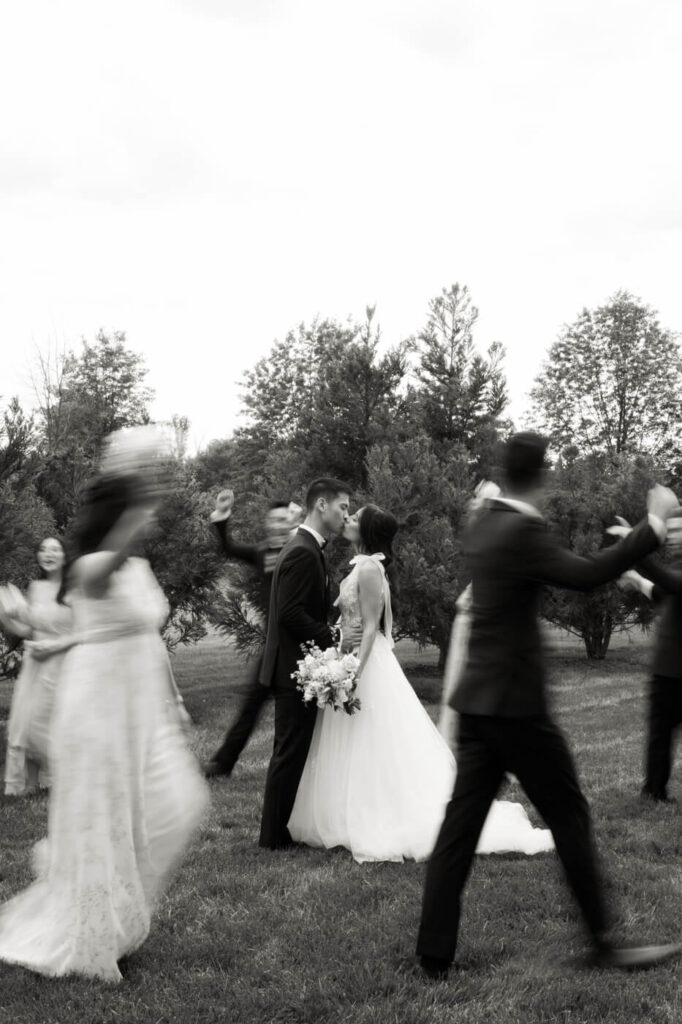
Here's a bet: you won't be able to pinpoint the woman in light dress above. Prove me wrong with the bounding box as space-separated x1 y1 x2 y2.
289 504 554 863
1 537 74 796
0 449 209 983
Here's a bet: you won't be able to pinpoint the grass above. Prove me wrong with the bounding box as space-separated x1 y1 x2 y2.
1 630 682 1023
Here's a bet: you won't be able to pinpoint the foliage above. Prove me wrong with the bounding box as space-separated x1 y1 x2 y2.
362 436 475 666
33 330 154 529
530 290 682 466
144 461 225 650
412 283 509 470
541 451 659 658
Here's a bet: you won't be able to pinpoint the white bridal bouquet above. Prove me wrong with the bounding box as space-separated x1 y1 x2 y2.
292 642 361 715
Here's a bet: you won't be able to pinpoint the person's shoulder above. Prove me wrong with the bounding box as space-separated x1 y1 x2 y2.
356 557 384 580
279 532 317 563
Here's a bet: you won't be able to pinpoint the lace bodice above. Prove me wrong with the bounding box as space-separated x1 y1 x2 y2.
335 554 393 643
69 557 169 638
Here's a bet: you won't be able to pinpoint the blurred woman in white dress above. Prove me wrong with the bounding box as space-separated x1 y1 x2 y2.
1 537 73 795
0 428 209 983
289 504 553 863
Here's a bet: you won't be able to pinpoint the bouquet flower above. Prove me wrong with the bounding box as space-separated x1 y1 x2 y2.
292 641 361 715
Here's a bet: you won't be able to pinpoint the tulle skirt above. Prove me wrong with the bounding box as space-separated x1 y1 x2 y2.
0 632 209 982
289 634 553 862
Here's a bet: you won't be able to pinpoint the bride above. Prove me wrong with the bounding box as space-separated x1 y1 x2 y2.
288 504 554 863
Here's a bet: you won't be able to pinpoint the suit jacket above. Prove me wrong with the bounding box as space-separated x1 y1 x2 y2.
259 528 335 690
212 519 282 613
451 499 661 718
638 557 682 679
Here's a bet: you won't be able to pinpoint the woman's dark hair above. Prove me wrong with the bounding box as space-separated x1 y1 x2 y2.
70 475 135 559
359 504 400 590
35 535 69 605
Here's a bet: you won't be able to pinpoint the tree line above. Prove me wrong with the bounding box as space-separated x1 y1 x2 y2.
2 286 681 675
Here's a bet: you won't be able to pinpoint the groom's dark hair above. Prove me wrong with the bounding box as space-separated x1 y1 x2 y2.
305 477 351 512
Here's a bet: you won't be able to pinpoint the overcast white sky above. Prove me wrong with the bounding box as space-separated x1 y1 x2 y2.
2 0 681 451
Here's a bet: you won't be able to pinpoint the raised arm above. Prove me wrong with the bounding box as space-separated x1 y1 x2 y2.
354 561 385 680
73 503 157 594
209 488 260 567
277 547 334 648
211 519 260 567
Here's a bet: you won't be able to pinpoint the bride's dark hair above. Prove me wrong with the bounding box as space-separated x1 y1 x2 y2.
358 504 400 597
70 475 136 558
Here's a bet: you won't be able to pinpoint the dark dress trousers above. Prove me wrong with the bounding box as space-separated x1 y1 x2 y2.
417 500 661 965
638 557 682 800
208 520 283 775
259 528 335 849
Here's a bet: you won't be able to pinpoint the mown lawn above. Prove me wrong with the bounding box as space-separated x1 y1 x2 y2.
1 630 682 1023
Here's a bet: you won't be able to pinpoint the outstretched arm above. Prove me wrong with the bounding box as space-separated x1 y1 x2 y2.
355 561 385 680
523 515 662 591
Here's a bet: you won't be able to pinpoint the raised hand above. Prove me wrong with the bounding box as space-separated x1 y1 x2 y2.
647 484 680 524
210 488 234 524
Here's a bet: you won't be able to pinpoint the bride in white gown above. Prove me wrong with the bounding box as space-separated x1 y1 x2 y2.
0 437 209 983
288 504 553 863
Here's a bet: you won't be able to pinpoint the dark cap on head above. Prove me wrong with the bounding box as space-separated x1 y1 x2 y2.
503 431 549 488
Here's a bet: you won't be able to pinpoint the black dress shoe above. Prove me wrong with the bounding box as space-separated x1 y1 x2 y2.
640 789 677 804
587 942 682 970
203 760 230 779
396 955 449 981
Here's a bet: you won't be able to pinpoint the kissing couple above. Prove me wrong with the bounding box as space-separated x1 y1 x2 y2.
257 476 554 862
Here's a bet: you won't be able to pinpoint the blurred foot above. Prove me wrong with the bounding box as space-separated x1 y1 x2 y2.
203 760 231 779
396 955 449 981
587 942 682 970
640 790 677 805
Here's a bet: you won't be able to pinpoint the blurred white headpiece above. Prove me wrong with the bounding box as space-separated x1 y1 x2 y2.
99 424 173 480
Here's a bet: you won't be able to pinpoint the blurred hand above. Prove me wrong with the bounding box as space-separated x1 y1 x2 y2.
647 485 680 523
340 623 364 652
606 515 632 540
0 583 27 622
617 570 642 594
210 488 235 523
25 639 60 662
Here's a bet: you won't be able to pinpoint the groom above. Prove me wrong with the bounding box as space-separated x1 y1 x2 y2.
416 431 682 976
259 477 359 849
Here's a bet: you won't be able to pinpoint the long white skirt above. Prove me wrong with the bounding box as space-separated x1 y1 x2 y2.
0 632 209 982
289 634 553 863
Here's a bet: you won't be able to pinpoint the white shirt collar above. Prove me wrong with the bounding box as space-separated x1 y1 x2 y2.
299 524 326 547
494 496 543 519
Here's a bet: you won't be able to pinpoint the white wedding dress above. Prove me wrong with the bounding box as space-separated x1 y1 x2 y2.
289 554 554 863
0 557 209 982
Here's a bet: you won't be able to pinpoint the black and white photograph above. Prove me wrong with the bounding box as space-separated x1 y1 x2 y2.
2 1 682 1021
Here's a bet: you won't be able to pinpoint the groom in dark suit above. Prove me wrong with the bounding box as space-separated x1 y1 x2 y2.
416 432 681 977
259 477 359 849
